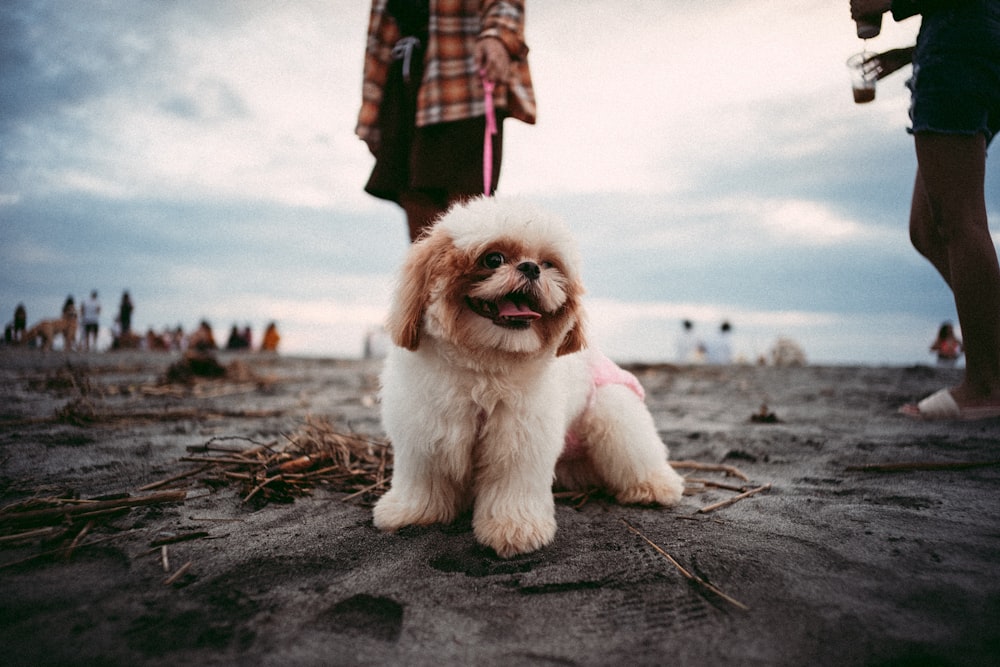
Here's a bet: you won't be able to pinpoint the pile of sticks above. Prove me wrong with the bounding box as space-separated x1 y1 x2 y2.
144 416 392 507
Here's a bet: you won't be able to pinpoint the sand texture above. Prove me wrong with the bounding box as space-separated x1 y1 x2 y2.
1 349 998 666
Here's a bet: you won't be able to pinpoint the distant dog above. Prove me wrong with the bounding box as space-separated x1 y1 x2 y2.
22 314 78 351
374 197 684 558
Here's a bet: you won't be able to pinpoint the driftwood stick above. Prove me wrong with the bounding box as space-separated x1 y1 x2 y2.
698 483 772 514
242 475 282 504
181 455 262 465
63 519 95 560
0 534 122 570
0 526 64 544
846 460 1000 473
299 467 358 479
0 490 187 530
68 508 134 523
670 460 750 481
139 465 212 491
340 480 387 502
163 560 192 586
621 519 749 611
199 435 274 452
684 478 748 493
149 531 210 547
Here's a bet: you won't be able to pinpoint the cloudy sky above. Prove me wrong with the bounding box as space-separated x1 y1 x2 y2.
2 0 997 365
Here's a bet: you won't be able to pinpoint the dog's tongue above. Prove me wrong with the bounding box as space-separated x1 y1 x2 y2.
498 297 541 321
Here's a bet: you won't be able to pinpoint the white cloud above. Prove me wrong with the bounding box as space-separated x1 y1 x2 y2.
0 239 67 266
756 198 873 245
500 0 919 199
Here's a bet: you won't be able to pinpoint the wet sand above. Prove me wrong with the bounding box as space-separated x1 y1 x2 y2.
1 349 998 666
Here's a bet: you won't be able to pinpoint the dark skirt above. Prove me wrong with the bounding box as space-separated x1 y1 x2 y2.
365 48 503 206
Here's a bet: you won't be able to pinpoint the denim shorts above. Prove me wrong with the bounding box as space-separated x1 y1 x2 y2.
907 0 1000 144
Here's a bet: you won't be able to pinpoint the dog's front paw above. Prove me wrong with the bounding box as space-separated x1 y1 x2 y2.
615 465 685 506
473 511 557 559
372 489 456 531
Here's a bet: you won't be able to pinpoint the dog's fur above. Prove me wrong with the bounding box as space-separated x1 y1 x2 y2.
374 197 684 558
22 314 78 351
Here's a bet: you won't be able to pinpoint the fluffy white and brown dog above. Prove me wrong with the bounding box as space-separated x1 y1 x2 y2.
374 197 684 558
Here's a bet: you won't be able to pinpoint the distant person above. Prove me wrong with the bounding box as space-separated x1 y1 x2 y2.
850 1 1000 419
61 296 77 350
13 303 27 342
110 316 122 349
261 322 280 352
80 290 101 351
145 327 170 351
171 325 185 351
675 319 697 363
705 321 733 365
226 325 243 350
188 320 217 352
118 291 134 335
226 324 252 351
356 0 536 241
930 321 963 367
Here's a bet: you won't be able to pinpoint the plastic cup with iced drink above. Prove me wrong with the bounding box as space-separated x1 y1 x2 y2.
847 52 877 104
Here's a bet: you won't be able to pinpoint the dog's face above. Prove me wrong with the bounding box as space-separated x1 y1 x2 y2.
387 197 586 359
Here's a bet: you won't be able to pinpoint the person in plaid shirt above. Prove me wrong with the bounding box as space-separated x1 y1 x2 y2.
357 1 536 241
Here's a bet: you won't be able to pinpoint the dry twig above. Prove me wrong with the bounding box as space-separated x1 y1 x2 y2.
684 478 748 493
0 526 64 544
0 534 123 570
670 460 750 481
163 560 192 586
621 518 748 611
698 483 772 514
138 465 212 491
149 532 210 547
63 520 95 560
0 490 187 531
846 460 1000 473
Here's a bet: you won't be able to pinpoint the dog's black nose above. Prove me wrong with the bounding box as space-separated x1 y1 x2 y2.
517 261 540 281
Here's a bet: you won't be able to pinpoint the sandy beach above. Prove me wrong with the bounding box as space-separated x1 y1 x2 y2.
1 349 998 666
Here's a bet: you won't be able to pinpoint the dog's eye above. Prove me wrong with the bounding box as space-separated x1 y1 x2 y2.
540 260 554 270
482 252 506 269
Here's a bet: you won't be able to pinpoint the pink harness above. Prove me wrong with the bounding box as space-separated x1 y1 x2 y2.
562 352 645 460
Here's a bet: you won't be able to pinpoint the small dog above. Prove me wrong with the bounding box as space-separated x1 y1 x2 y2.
22 315 78 351
374 197 684 557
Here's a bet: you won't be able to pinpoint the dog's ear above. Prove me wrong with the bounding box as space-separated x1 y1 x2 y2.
556 319 587 356
556 292 587 356
386 230 452 350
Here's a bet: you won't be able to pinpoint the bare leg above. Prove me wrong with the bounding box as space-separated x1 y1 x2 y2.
906 133 1000 410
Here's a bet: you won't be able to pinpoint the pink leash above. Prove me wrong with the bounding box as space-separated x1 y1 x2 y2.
481 73 496 196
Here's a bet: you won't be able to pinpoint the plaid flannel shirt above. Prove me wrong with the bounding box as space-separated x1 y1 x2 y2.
356 0 536 146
